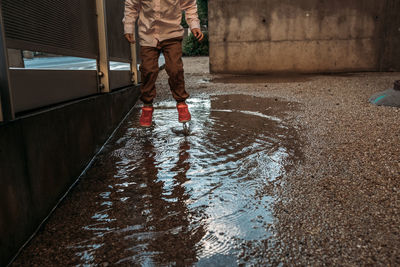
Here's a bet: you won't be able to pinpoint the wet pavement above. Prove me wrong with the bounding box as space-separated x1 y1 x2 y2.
12 57 400 266
209 74 311 84
13 94 301 266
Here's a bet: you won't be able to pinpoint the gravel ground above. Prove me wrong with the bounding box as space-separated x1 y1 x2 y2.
172 57 399 265
11 57 399 266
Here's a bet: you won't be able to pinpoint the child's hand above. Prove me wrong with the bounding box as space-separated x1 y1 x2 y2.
124 33 136 44
191 28 204 42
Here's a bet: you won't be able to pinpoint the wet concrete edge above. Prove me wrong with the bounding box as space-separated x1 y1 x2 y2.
0 85 140 266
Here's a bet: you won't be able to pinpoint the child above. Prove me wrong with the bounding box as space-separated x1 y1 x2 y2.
123 0 204 127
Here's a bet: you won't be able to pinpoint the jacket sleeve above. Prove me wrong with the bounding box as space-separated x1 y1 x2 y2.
123 0 140 34
180 0 201 30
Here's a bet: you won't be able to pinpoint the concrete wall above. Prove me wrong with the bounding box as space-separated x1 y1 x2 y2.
0 86 140 266
209 0 400 73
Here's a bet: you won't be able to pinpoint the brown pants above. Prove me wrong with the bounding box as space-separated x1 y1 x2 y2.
139 37 189 104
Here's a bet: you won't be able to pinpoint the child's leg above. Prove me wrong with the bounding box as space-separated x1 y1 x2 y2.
160 37 189 103
139 46 161 105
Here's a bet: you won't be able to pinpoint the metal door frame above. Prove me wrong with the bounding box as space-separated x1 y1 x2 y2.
0 3 14 121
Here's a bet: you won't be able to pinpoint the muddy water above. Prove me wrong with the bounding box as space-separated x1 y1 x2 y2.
14 94 301 266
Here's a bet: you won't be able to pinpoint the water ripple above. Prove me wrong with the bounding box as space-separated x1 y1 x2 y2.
56 94 301 266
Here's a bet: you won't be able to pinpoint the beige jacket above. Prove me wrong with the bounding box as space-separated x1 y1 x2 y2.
123 0 201 47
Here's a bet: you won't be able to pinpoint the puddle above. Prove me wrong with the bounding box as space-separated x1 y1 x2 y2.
13 94 302 266
209 74 311 84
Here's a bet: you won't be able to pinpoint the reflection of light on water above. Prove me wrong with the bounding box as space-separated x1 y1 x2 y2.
101 201 112 207
91 208 115 223
115 182 137 187
120 197 130 202
212 109 282 122
99 192 111 199
199 211 242 257
183 98 289 260
68 95 298 266
83 223 115 233
149 97 290 260
69 243 104 265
